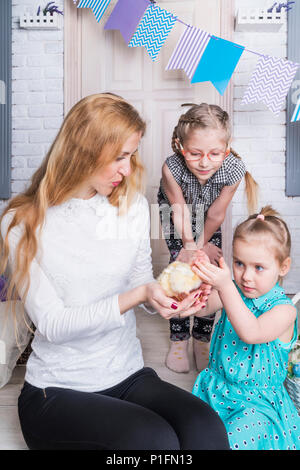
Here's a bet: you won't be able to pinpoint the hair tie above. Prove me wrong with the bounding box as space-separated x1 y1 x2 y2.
256 214 265 221
181 103 197 108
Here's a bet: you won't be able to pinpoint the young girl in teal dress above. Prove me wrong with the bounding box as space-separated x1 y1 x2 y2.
190 206 300 450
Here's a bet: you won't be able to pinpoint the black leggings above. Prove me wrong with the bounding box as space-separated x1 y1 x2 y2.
18 367 229 450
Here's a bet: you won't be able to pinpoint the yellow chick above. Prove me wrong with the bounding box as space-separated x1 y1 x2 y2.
157 261 202 300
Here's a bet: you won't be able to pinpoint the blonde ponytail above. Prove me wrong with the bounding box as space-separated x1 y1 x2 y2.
230 147 259 215
244 172 259 214
258 205 280 218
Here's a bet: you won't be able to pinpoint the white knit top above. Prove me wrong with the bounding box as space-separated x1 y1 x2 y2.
1 193 155 392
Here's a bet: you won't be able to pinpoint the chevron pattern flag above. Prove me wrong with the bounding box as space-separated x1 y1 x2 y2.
77 0 111 23
291 97 300 122
242 55 299 116
128 5 177 61
166 26 210 79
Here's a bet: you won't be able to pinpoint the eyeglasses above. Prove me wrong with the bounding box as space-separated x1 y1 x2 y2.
178 142 229 162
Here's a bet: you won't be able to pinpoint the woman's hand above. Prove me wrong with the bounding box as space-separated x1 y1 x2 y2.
202 242 223 266
145 282 210 320
191 257 232 292
176 247 210 266
176 247 199 265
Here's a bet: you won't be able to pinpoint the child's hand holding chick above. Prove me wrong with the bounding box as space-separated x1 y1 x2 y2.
191 256 232 292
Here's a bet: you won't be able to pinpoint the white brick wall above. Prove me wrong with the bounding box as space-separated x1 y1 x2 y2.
0 0 64 209
233 0 300 294
1 0 299 293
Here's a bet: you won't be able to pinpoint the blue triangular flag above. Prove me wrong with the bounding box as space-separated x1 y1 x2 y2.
191 36 245 95
77 0 111 23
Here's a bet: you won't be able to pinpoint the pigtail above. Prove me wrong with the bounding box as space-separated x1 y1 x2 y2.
258 205 280 218
221 110 229 126
171 125 181 155
229 148 240 159
244 172 259 215
230 147 259 215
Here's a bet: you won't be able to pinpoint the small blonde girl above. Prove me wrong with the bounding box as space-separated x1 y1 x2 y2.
191 206 300 450
157 103 258 373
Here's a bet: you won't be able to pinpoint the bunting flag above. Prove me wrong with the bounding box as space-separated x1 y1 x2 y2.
128 5 177 61
191 36 245 95
291 97 300 122
77 0 111 23
166 26 210 79
73 1 299 117
242 55 299 116
104 0 149 44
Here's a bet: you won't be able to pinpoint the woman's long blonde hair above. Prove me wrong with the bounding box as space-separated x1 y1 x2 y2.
0 93 146 312
172 103 259 214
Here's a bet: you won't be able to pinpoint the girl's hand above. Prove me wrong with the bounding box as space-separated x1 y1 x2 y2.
193 249 210 266
191 257 232 292
202 242 223 266
145 282 210 320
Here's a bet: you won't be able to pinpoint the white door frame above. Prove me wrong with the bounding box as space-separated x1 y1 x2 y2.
63 0 235 264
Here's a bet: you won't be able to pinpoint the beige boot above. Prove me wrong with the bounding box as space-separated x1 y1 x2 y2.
193 338 210 372
165 339 190 373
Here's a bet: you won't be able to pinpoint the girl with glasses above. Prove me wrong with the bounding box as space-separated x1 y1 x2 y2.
157 103 259 374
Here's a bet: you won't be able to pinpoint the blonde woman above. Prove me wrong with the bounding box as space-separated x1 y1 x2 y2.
0 94 229 450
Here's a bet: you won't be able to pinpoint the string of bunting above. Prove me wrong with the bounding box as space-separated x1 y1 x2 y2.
73 0 300 120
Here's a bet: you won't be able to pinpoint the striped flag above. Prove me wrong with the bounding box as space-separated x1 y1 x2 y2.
166 26 210 79
77 0 111 23
128 5 177 62
242 55 299 116
291 97 300 122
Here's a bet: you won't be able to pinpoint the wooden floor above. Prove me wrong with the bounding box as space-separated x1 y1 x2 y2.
0 308 209 450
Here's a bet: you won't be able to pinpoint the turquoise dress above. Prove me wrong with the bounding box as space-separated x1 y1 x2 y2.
192 282 300 450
